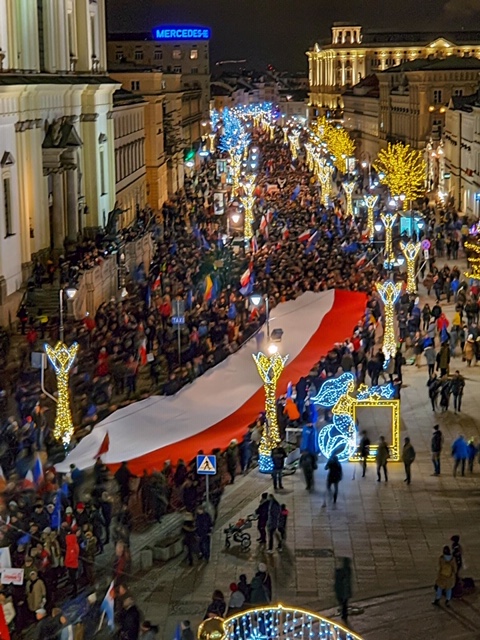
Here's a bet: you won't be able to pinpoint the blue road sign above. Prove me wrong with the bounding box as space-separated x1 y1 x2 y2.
197 454 217 475
172 316 185 325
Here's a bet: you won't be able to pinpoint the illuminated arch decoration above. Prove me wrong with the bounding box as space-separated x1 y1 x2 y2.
364 194 378 240
342 181 355 217
201 604 366 640
45 341 79 446
282 126 289 145
311 372 400 462
252 352 288 473
240 194 256 241
400 240 421 293
376 280 402 367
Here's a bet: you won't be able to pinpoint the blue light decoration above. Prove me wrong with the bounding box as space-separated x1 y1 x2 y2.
153 26 210 40
210 108 220 133
219 108 251 156
312 372 396 462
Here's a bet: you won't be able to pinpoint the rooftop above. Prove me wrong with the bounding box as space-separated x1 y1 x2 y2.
315 29 480 48
450 88 480 111
381 55 480 73
0 73 118 86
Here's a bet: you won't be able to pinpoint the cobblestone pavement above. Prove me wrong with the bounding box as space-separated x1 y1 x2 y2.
103 266 480 640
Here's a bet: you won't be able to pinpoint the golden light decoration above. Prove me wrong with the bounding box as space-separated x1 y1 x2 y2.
376 281 402 365
221 605 366 640
229 155 242 197
380 211 397 268
282 126 289 145
243 173 256 198
208 133 216 153
45 341 79 446
400 240 421 293
342 181 355 216
364 194 378 240
288 131 300 160
373 142 426 207
252 351 288 473
268 123 276 140
317 162 331 207
350 395 401 462
240 194 256 240
464 241 480 279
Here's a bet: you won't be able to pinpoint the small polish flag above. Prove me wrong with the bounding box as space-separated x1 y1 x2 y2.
240 268 251 288
298 229 311 242
100 580 115 629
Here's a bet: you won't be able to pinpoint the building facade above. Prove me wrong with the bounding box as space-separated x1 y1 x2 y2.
0 0 117 320
342 75 380 164
107 28 211 116
444 90 480 217
112 89 147 226
307 24 480 112
110 70 169 210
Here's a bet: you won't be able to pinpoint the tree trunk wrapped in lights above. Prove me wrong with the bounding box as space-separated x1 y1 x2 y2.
342 181 355 217
400 241 421 293
380 212 397 269
252 351 288 473
45 341 79 446
317 162 331 207
243 174 256 198
208 133 216 153
364 194 378 240
376 281 402 367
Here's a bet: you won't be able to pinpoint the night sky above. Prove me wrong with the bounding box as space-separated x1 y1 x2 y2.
107 0 480 72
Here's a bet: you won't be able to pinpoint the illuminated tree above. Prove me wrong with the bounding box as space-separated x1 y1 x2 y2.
374 142 426 207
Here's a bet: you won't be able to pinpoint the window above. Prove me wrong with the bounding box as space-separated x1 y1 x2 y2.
134 50 144 60
453 89 463 97
190 48 198 60
173 65 182 74
172 48 182 60
154 50 162 60
433 89 443 104
3 177 13 237
131 80 140 91
191 67 198 74
115 51 124 60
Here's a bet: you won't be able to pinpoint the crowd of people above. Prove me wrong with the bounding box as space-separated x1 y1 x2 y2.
0 118 478 637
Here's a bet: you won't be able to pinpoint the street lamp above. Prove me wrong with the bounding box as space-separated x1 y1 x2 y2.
59 286 77 343
250 293 270 340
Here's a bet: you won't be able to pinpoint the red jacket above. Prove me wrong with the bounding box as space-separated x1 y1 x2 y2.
64 533 79 569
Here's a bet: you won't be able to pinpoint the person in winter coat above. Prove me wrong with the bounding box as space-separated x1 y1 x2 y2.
436 342 450 377
249 563 272 605
266 495 281 552
270 445 287 490
225 440 239 484
26 570 47 616
119 596 141 640
203 590 226 619
255 493 269 544
64 530 80 596
431 425 443 475
277 504 288 551
402 437 416 484
463 335 475 366
334 557 352 624
433 546 457 606
325 455 343 503
423 343 437 377
299 450 316 491
376 436 390 482
450 370 465 413
139 620 158 639
452 434 468 477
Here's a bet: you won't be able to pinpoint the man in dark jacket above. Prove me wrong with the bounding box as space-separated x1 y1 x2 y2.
271 445 287 490
114 462 136 505
255 493 269 544
119 596 140 640
195 505 213 562
266 494 281 553
334 557 352 624
431 425 443 475
325 455 343 504
299 450 316 491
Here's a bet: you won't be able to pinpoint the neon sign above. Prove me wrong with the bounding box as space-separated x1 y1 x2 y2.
153 26 211 40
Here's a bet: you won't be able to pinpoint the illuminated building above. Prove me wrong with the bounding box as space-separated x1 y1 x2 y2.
307 24 480 113
107 27 211 116
0 0 117 324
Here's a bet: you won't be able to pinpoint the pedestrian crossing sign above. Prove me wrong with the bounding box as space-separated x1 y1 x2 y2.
197 454 217 475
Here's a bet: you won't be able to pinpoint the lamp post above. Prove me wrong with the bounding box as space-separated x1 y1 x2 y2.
380 212 397 271
250 292 270 340
59 286 77 343
376 280 402 368
343 181 355 217
400 240 421 294
364 194 378 240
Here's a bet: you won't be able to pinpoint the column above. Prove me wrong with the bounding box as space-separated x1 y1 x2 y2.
52 170 65 249
66 168 78 241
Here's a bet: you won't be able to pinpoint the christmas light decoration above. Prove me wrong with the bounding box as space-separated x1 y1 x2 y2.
243 174 256 198
45 341 79 446
374 142 426 207
312 372 400 463
240 194 256 240
208 133 216 153
464 241 480 279
252 352 288 473
380 212 397 269
223 604 366 640
376 280 402 367
209 108 220 132
343 181 355 216
288 131 300 160
282 126 289 145
364 194 378 240
400 241 421 293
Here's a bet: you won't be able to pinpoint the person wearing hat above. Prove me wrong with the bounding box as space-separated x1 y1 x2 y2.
227 583 245 616
26 570 46 619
